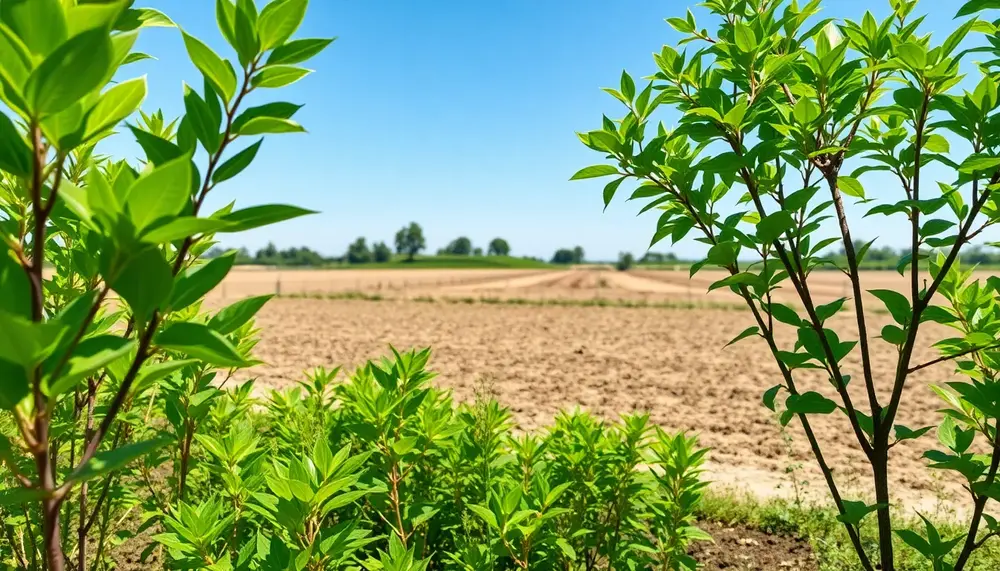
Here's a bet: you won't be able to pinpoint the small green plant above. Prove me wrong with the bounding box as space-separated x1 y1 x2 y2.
578 0 1000 569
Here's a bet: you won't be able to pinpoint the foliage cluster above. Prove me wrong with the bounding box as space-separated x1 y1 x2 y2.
578 0 1000 569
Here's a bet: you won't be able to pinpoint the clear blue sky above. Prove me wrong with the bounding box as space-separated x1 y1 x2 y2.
112 0 991 261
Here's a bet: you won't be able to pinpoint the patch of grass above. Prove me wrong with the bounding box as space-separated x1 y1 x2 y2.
698 490 1000 570
284 291 386 302
327 255 552 270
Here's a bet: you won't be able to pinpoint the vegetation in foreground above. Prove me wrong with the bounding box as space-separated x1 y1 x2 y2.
579 0 1000 569
0 1 709 570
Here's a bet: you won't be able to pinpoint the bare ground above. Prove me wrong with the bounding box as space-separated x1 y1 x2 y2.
235 289 972 518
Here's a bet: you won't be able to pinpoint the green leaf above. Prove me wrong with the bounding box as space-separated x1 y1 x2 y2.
756 211 795 244
183 83 221 153
46 336 135 398
125 154 193 232
68 438 169 484
706 243 738 267
217 204 316 232
216 0 237 48
571 165 619 180
156 322 247 367
816 297 848 322
251 65 311 88
837 500 883 526
209 294 272 334
25 28 112 116
896 42 926 70
130 126 183 165
258 0 307 51
709 272 760 292
0 111 30 177
895 425 933 442
266 37 334 66
0 358 29 410
733 22 756 52
84 76 147 142
1 0 67 56
0 246 30 318
182 31 237 102
793 97 820 125
881 324 907 345
213 139 262 184
920 219 953 237
762 384 783 411
106 248 173 323
895 529 933 559
231 101 302 133
870 289 910 325
838 177 865 199
114 8 175 31
468 505 498 529
141 217 234 244
237 117 304 135
957 0 1000 17
620 70 635 101
923 134 950 153
727 326 759 347
785 392 837 415
169 253 235 311
603 177 624 210
133 359 197 394
233 0 260 67
958 155 1000 174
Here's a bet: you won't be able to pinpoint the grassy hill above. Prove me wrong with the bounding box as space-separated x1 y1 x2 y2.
332 255 552 270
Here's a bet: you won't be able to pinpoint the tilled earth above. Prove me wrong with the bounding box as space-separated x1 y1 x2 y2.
239 297 970 515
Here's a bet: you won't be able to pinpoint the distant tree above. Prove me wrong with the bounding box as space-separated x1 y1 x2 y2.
395 222 426 261
442 236 473 256
616 252 635 271
236 247 252 264
551 249 576 264
346 237 372 264
488 238 511 256
372 241 392 263
473 247 483 256
256 242 279 261
572 246 585 264
640 252 678 264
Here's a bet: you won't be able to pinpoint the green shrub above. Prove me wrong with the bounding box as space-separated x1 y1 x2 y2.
577 0 1000 569
151 348 711 570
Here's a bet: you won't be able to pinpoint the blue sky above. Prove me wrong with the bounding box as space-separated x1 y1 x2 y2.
114 0 992 261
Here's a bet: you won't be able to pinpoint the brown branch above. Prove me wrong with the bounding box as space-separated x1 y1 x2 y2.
908 342 1000 375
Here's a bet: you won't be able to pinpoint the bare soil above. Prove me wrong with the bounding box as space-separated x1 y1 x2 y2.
690 520 817 570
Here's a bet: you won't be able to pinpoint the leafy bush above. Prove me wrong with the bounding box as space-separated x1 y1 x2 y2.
131 349 713 570
577 0 1000 569
0 0 327 569
616 252 635 272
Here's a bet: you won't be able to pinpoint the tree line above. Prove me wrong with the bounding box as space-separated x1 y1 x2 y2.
208 222 520 266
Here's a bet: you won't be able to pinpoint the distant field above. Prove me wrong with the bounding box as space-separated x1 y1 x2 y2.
212 264 997 306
